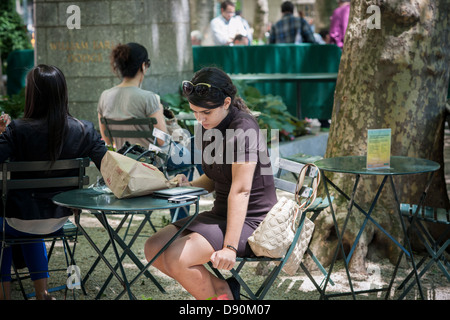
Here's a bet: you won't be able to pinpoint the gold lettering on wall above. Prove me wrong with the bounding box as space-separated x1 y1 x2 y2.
49 40 116 63
67 53 103 63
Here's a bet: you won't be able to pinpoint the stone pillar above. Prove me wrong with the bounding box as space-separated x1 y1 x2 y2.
34 0 193 126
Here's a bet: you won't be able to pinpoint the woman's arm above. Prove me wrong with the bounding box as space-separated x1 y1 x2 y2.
191 174 215 192
210 161 257 270
0 113 11 134
97 113 113 146
149 105 168 147
174 173 215 193
0 118 13 163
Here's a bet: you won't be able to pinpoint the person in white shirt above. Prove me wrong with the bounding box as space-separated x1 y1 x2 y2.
210 1 247 46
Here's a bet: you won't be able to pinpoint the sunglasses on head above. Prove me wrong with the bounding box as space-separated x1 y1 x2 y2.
182 80 222 97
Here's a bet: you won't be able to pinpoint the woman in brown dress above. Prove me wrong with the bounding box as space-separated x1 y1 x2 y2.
144 67 277 300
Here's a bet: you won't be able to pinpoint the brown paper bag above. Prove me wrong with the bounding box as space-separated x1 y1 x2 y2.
100 151 174 199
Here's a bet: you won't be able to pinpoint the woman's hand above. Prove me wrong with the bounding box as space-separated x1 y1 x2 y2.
172 174 190 187
0 113 11 133
210 247 236 270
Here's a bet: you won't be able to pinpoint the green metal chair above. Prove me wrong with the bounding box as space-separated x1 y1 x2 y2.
209 157 334 300
1 157 90 299
100 117 196 237
393 204 450 299
100 117 196 179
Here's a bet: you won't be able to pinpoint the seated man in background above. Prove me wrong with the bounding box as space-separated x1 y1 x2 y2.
233 34 249 46
269 1 316 44
210 0 248 46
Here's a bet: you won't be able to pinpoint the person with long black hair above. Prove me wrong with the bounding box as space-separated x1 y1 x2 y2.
144 67 277 300
0 64 107 300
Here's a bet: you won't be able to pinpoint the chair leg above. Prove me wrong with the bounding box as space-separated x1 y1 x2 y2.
11 261 28 300
395 219 450 299
208 261 261 300
122 214 135 241
230 267 258 300
207 261 225 280
123 212 157 242
228 260 284 300
63 235 87 298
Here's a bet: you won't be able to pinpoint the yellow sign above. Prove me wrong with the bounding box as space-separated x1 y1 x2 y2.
367 129 391 169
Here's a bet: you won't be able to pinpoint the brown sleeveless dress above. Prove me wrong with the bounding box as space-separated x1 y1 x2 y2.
173 106 277 257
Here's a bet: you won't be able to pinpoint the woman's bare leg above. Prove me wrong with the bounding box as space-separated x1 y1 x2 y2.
144 225 233 299
0 281 11 300
33 278 55 300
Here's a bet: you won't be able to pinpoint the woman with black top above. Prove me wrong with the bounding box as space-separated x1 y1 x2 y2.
144 67 277 300
0 65 107 300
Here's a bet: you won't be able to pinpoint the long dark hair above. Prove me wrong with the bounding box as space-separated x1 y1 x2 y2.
110 42 150 78
24 64 69 161
185 67 251 113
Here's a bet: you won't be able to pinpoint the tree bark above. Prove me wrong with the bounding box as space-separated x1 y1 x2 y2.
253 0 269 43
306 0 450 272
189 0 215 45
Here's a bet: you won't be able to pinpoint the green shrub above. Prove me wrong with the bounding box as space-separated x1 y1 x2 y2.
0 1 32 72
0 88 26 119
161 81 308 143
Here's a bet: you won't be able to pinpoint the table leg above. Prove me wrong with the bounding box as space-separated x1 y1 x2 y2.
123 211 158 241
386 174 436 300
326 176 409 256
320 172 356 299
320 173 405 299
98 212 136 300
115 200 201 300
346 175 388 264
74 212 128 296
80 211 130 288
96 213 165 298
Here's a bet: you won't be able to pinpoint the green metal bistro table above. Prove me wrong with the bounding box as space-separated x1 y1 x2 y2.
314 155 440 300
53 188 205 300
229 73 338 119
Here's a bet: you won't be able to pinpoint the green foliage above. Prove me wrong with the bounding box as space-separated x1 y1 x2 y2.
0 88 26 119
0 5 32 70
161 81 308 142
160 91 194 133
0 0 15 11
161 90 190 114
233 80 308 140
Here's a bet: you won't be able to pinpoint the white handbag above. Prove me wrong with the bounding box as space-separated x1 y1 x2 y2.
248 163 320 276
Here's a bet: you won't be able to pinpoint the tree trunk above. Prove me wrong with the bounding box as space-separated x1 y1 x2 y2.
189 0 215 45
253 0 269 43
306 0 450 273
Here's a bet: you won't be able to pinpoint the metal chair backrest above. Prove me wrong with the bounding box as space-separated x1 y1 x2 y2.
100 117 157 143
273 157 320 209
1 158 90 214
